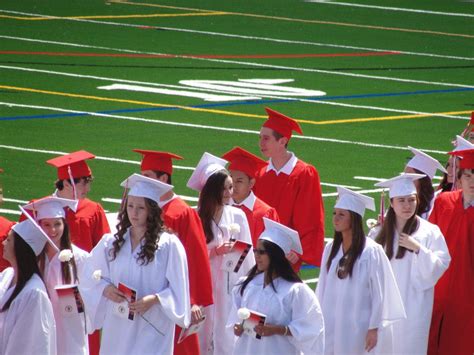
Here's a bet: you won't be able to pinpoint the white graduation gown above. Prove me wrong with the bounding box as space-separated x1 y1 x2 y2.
368 218 451 354
0 268 57 355
80 229 190 355
198 205 255 355
44 244 90 355
316 238 406 355
229 273 325 355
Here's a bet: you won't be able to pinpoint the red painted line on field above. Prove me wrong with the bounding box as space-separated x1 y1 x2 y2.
0 50 401 59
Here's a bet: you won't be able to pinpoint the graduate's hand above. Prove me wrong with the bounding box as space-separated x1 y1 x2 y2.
215 241 234 256
399 233 421 253
233 323 244 337
103 285 127 303
365 328 378 352
129 294 159 315
254 324 284 337
190 304 203 324
286 251 300 264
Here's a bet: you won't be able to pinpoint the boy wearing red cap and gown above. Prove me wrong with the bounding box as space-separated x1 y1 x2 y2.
253 108 325 270
0 168 14 271
134 149 213 355
21 150 110 355
222 147 279 246
428 148 474 355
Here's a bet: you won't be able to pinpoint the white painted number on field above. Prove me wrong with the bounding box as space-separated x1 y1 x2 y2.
98 79 326 102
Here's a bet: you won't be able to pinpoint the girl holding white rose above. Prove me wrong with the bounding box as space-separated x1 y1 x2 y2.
187 152 255 355
23 196 90 355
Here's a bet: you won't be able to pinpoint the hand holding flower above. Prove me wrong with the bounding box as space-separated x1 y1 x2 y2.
103 284 127 303
129 294 160 315
399 233 421 253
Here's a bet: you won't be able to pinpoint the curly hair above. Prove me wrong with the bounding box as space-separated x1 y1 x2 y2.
110 196 164 265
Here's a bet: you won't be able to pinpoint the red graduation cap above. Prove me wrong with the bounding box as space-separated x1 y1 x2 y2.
262 107 303 140
46 150 95 180
222 147 267 179
133 149 183 175
449 148 474 169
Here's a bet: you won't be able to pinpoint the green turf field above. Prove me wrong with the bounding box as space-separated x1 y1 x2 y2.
1 0 473 285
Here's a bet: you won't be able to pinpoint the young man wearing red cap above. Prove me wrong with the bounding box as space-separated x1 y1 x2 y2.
428 148 474 355
134 149 213 355
253 108 325 270
0 168 14 271
33 150 109 355
222 146 279 247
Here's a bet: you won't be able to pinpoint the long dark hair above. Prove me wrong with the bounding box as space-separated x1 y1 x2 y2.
375 201 420 260
410 167 434 216
111 196 164 265
1 232 44 311
38 220 79 284
326 211 366 279
198 170 229 244
239 240 302 295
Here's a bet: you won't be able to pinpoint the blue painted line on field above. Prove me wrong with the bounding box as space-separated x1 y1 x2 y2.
301 264 318 270
1 86 472 121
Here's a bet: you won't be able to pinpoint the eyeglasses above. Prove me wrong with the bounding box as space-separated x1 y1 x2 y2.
336 254 349 280
253 248 267 256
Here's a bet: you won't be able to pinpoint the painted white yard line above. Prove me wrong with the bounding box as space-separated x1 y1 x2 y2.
323 187 385 197
0 102 449 155
354 176 386 182
2 197 29 204
102 195 199 204
0 65 469 120
303 277 319 284
305 1 474 18
0 208 20 215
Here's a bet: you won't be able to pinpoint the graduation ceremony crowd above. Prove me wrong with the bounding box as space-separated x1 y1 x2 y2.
0 107 473 355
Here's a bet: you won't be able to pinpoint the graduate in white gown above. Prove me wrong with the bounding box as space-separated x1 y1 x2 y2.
316 187 406 355
80 174 190 355
368 173 450 354
0 209 56 355
23 197 90 355
230 218 324 355
187 152 255 355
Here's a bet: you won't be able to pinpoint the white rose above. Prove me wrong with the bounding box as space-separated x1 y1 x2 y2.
58 249 73 262
237 308 250 320
228 223 241 235
92 270 102 282
366 219 378 229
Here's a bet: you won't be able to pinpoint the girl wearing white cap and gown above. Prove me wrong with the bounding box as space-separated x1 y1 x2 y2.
404 147 447 219
187 152 255 355
367 173 450 354
80 174 190 355
23 197 90 355
230 218 324 355
316 187 405 355
0 208 57 354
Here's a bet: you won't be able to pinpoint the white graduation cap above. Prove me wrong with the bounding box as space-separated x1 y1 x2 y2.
259 217 302 255
120 173 173 204
334 186 375 217
453 135 474 152
375 173 426 198
406 147 447 180
23 196 78 221
186 152 228 192
12 205 59 256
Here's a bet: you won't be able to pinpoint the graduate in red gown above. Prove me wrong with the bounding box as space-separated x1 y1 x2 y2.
134 149 213 355
253 108 325 269
0 168 14 271
428 148 474 355
21 150 110 355
222 146 279 247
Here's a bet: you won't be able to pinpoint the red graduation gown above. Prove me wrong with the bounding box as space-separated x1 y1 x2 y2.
161 197 213 355
254 159 325 267
235 197 280 247
428 190 474 355
0 216 14 271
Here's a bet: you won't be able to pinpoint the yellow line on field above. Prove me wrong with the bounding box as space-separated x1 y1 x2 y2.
0 85 468 125
0 12 226 21
0 85 266 119
110 1 474 39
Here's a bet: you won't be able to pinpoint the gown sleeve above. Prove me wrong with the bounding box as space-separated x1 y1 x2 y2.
368 244 406 329
287 283 325 355
315 242 332 303
410 223 451 291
